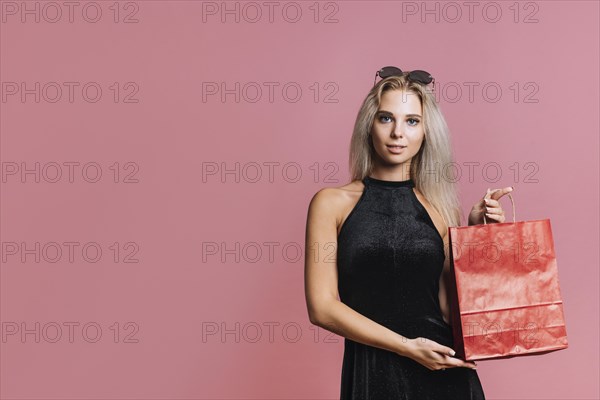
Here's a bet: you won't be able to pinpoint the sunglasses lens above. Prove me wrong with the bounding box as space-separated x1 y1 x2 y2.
408 70 433 84
379 66 403 79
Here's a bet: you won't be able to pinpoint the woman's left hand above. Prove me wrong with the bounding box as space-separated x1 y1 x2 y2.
468 186 514 225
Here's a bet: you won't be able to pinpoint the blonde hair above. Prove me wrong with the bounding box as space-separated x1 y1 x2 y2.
349 74 464 228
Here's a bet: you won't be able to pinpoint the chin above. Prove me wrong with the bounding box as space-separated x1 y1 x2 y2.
381 156 406 166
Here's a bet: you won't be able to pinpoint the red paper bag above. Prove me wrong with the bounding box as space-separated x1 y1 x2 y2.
447 193 568 361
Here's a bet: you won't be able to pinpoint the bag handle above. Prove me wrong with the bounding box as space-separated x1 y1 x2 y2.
483 192 516 224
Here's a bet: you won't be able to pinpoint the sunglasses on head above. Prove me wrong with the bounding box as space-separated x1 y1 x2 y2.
373 66 435 90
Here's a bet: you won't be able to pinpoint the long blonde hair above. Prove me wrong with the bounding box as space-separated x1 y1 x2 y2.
349 74 464 228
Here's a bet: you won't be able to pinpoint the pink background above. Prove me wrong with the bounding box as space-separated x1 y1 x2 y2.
1 1 598 399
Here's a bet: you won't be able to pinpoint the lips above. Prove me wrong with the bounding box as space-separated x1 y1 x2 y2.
386 144 406 154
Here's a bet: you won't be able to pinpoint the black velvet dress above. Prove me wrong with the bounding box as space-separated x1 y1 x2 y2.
337 175 486 400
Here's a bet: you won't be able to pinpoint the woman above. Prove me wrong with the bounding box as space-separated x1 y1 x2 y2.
304 67 513 399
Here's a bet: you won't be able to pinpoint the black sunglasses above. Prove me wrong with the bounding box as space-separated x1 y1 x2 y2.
373 66 435 90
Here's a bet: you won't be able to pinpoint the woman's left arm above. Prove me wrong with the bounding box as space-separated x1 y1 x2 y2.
438 232 452 325
467 186 514 226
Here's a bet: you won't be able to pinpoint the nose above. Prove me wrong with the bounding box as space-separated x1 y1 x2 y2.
391 123 404 138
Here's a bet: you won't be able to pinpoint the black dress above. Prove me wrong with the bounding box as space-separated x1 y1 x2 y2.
337 175 486 400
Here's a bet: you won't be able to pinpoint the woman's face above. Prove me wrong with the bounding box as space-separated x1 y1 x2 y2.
370 89 425 172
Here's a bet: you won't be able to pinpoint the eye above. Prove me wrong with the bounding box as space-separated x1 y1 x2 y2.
407 118 420 126
378 115 393 123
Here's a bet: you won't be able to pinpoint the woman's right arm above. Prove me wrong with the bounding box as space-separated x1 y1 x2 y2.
303 188 413 356
303 188 477 371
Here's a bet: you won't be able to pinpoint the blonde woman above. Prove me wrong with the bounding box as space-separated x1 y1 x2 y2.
304 67 513 399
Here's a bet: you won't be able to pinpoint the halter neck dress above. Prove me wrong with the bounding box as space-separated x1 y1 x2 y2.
336 175 486 399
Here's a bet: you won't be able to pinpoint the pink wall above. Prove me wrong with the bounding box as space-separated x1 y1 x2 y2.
1 1 598 399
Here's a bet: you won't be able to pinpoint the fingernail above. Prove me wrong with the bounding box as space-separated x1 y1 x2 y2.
449 350 456 356
483 199 489 204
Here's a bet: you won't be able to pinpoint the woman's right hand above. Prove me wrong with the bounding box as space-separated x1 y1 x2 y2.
403 337 477 371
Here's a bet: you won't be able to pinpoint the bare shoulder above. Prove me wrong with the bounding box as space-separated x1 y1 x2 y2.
308 179 365 235
413 187 448 240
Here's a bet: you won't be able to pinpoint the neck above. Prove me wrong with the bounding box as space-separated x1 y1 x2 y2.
370 158 412 181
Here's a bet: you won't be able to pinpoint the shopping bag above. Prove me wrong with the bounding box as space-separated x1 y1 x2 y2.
447 193 568 361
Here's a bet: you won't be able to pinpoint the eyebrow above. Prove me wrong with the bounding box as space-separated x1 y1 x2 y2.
377 110 422 118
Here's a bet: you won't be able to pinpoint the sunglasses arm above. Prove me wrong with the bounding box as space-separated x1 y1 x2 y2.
373 71 380 87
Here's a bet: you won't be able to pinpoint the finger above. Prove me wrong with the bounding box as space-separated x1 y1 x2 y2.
458 363 477 370
484 206 503 215
490 186 514 201
462 361 477 369
446 357 477 369
435 345 456 357
483 188 493 201
483 197 500 208
485 212 502 221
485 208 505 223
